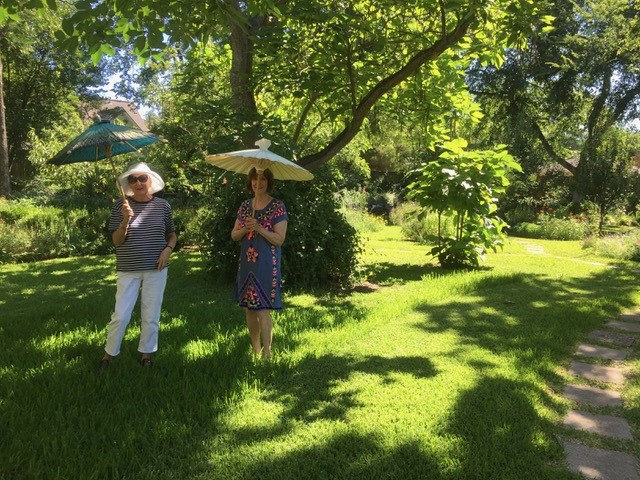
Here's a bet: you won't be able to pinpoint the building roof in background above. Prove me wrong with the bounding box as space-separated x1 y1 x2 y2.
84 99 149 132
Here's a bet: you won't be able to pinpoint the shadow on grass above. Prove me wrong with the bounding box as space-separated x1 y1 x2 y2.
365 261 441 286
208 364 574 479
0 252 399 479
1 248 635 479
412 261 640 390
267 353 438 422
239 431 445 480
440 376 575 480
0 252 255 478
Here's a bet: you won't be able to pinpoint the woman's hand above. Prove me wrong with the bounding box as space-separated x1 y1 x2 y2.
121 200 134 225
113 200 134 246
157 247 171 270
245 217 257 232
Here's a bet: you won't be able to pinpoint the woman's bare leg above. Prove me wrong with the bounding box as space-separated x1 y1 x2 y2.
257 310 273 359
245 309 262 355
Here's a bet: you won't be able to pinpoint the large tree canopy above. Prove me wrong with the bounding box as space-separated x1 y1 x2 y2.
468 0 640 179
0 1 107 197
26 0 545 169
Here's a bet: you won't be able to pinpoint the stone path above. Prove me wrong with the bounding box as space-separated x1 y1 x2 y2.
560 311 639 480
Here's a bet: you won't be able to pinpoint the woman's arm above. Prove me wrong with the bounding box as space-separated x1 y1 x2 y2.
231 218 253 242
112 200 134 246
157 231 178 270
256 220 287 246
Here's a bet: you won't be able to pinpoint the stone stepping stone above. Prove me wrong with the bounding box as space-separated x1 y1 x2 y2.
563 440 640 480
606 320 640 334
588 330 636 347
575 343 628 361
564 384 622 407
569 361 625 385
619 313 640 323
563 410 633 440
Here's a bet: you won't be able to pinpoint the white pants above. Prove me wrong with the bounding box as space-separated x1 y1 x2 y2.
104 268 168 356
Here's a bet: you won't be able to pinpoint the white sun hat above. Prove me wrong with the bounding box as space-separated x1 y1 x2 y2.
118 162 165 196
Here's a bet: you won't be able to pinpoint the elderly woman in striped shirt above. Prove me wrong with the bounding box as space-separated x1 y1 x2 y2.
98 162 177 369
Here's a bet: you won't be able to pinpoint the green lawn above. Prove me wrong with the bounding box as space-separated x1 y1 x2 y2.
1 226 639 479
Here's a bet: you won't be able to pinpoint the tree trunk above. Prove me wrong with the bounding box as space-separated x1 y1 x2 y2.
0 52 11 198
228 2 261 148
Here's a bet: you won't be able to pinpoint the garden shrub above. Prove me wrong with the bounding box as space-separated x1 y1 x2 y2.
390 201 454 243
407 139 518 268
503 204 537 226
0 195 200 263
340 208 386 233
582 230 640 260
538 216 590 240
510 215 590 240
0 199 112 262
509 222 542 238
171 205 201 249
336 189 386 233
195 167 363 291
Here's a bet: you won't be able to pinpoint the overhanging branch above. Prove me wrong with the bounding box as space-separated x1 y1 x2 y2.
298 15 474 169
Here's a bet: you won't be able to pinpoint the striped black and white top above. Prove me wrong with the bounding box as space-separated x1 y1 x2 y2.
109 196 176 272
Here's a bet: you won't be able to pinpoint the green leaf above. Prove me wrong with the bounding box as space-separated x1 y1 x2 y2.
101 43 116 56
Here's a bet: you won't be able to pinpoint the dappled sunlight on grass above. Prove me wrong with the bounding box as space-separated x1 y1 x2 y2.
181 338 222 362
2 228 639 478
31 326 99 357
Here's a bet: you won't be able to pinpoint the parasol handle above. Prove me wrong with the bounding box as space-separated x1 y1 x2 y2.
105 146 127 200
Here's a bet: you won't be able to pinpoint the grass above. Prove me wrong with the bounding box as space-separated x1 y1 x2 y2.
1 226 640 479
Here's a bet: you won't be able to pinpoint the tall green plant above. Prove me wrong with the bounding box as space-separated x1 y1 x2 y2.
408 138 521 268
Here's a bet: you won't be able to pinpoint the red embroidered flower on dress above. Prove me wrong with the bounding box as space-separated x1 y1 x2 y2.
246 246 258 263
243 285 261 307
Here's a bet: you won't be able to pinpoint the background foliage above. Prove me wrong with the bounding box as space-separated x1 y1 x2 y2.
195 167 362 291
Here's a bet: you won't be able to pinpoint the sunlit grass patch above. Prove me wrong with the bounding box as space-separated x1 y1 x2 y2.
2 228 640 478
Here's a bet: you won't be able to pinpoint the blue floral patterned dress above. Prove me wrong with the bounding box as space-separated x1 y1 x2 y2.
234 198 288 310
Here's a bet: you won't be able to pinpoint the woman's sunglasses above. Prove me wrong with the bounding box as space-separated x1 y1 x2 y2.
127 174 149 184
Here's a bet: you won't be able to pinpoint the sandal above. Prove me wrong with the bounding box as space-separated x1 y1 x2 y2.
140 357 152 367
96 358 112 371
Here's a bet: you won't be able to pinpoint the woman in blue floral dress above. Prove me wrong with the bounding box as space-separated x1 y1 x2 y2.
231 167 288 359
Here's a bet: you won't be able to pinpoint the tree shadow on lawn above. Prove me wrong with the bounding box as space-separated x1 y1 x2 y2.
215 353 438 445
206 353 441 479
267 353 438 423
3 251 616 479
0 253 385 479
220 368 573 479
440 375 577 480
364 261 443 286
238 431 446 480
0 253 258 478
412 263 640 387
